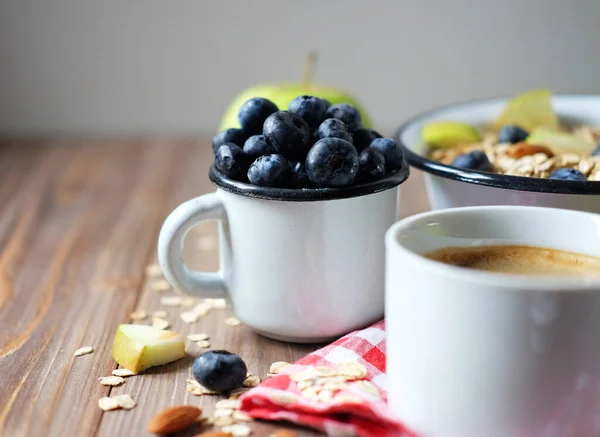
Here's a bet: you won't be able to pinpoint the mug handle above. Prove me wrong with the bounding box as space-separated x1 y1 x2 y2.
158 192 228 298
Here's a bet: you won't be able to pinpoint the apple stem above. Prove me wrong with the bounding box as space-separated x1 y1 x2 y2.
302 51 319 87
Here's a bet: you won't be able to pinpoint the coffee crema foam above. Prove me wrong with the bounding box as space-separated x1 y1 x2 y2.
424 245 600 275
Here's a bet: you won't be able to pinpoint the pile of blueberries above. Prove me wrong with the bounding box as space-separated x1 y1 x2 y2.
212 96 404 188
452 125 590 181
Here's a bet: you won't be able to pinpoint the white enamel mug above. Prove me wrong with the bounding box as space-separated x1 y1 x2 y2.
385 206 600 437
158 163 409 343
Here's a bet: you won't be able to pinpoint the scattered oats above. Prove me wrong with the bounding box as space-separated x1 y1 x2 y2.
98 397 120 411
221 424 252 436
301 386 321 401
187 333 209 342
112 368 137 377
214 408 234 418
160 295 182 306
193 302 212 316
232 410 252 422
186 378 218 395
98 376 125 386
322 381 346 392
181 297 199 307
314 366 337 377
130 310 147 321
113 394 136 409
331 393 362 405
197 234 217 252
144 264 163 277
590 169 600 181
316 375 347 385
229 388 249 399
269 361 290 375
243 375 260 387
317 389 334 403
290 368 317 382
579 158 596 175
216 399 240 410
152 318 170 330
180 310 201 324
225 317 241 327
74 346 93 357
197 340 211 348
560 154 580 166
296 379 313 391
352 380 380 397
209 298 228 309
152 310 167 318
214 416 235 427
269 391 299 405
337 361 368 379
150 279 171 292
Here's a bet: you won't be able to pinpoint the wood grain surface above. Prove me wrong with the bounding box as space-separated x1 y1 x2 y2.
0 140 429 437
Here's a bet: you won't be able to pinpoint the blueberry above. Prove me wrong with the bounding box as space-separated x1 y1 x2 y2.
317 119 353 143
326 104 362 133
369 138 404 171
288 160 311 188
549 168 587 181
306 138 358 187
215 143 250 180
358 147 386 182
322 99 332 110
212 128 247 154
247 154 290 187
288 95 328 128
593 144 600 157
243 135 275 158
451 150 493 172
353 128 382 153
192 350 247 393
238 98 278 136
263 111 312 160
497 125 529 144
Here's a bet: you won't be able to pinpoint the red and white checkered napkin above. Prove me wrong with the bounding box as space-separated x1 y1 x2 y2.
239 320 416 437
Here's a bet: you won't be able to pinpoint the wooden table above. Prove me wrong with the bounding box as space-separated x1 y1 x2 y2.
0 140 429 437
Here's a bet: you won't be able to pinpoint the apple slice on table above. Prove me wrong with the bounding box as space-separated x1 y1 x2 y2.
494 89 559 132
421 121 482 148
112 324 186 373
526 130 596 154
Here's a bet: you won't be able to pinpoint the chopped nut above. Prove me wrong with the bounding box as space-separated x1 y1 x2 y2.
98 376 125 386
114 394 136 409
145 264 163 277
74 346 93 357
221 424 251 436
112 368 137 377
232 410 252 422
180 311 201 324
152 310 168 318
152 318 170 330
269 361 290 375
225 317 241 327
508 143 553 159
150 279 171 292
160 295 182 306
98 397 120 411
130 310 147 321
187 333 209 341
243 375 260 387
215 399 240 410
268 430 298 437
195 431 233 437
197 340 211 348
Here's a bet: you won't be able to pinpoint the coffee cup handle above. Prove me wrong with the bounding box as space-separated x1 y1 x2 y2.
157 192 228 298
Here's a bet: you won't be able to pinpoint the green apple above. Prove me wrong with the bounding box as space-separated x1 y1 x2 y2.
494 89 559 132
526 129 596 154
112 324 186 373
422 121 481 148
218 82 372 132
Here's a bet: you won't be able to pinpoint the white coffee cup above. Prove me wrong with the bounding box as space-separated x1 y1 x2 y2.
158 164 409 343
385 206 600 437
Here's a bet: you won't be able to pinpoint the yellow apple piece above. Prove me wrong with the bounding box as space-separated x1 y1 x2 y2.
525 130 596 154
112 324 186 373
494 89 559 132
421 121 481 148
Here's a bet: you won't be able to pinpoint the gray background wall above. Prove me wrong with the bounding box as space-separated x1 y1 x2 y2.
1 0 599 137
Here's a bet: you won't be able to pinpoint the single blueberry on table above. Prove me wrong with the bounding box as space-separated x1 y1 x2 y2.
451 150 493 172
497 125 529 144
358 147 386 182
288 160 311 188
192 350 247 393
369 138 404 171
238 98 278 136
288 95 328 128
247 154 290 187
353 128 382 153
215 143 250 180
549 168 587 181
212 128 247 154
263 111 312 160
317 119 353 143
243 135 275 158
326 103 362 133
306 138 358 187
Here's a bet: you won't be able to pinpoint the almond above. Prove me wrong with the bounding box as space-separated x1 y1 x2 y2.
147 405 202 434
194 432 233 437
508 143 554 159
269 430 298 437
